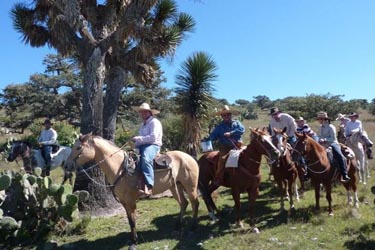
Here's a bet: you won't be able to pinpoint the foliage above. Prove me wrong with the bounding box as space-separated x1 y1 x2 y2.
174 51 218 156
161 115 185 151
0 168 89 248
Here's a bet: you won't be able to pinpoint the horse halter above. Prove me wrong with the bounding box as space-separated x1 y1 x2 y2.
253 132 280 163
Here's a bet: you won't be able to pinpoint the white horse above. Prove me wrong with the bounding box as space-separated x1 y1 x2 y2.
7 141 73 184
345 132 369 184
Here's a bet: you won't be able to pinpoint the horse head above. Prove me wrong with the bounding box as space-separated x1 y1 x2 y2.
7 141 30 162
65 133 94 171
292 132 309 162
250 127 280 163
272 127 288 156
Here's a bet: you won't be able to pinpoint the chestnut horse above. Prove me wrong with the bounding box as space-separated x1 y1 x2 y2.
65 133 199 250
271 128 299 212
198 128 280 232
292 132 359 215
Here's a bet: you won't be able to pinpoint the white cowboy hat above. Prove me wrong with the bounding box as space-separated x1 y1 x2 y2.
348 112 359 118
213 105 240 116
132 103 160 115
335 113 346 121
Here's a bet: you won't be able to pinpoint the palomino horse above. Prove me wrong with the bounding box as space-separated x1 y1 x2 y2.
292 132 358 214
7 140 73 184
198 128 280 232
64 133 199 250
345 131 370 184
271 127 299 212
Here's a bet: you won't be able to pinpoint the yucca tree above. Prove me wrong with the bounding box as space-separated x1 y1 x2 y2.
11 0 194 139
10 0 194 210
175 52 217 157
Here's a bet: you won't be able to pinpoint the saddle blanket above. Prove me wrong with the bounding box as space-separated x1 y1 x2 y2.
225 148 244 168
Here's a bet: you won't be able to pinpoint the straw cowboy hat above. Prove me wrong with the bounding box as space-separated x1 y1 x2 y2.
316 111 330 120
132 103 160 115
295 117 305 122
335 113 346 121
348 112 359 118
270 107 281 115
213 105 240 116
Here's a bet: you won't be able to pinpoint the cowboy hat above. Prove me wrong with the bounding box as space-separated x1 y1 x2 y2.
213 105 240 116
132 103 160 115
316 111 330 120
44 118 54 125
335 113 346 121
270 107 281 115
348 112 359 118
295 117 305 122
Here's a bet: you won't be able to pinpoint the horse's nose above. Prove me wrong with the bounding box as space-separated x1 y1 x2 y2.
7 155 14 162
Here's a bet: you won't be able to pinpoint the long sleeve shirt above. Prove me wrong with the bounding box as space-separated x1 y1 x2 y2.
270 113 297 138
319 123 338 146
38 128 57 145
134 116 163 147
344 120 363 137
208 120 245 147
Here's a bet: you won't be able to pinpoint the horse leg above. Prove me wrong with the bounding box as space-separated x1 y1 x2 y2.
198 179 219 222
312 180 321 212
231 188 243 228
170 183 185 230
247 187 260 233
183 184 200 230
122 202 138 250
324 182 333 216
287 178 295 212
275 177 285 211
294 180 300 202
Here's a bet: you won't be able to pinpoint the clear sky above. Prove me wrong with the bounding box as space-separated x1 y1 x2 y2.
2 0 375 104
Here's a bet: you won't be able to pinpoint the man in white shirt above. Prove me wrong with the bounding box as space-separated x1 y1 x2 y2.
132 103 163 197
269 107 297 145
345 112 373 147
38 119 58 176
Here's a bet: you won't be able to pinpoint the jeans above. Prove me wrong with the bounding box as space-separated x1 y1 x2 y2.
331 143 348 176
138 144 160 188
41 145 52 167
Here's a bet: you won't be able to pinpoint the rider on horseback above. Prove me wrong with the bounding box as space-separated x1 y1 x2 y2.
344 112 373 148
206 105 245 190
38 118 58 176
317 112 350 182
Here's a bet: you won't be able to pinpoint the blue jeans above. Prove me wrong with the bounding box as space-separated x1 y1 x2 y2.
331 143 348 176
138 144 160 188
41 145 52 167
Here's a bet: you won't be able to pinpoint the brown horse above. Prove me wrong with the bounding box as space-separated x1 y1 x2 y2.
65 133 200 250
198 127 280 232
292 132 359 215
271 127 299 212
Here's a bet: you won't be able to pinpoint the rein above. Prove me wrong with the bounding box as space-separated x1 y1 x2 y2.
76 140 131 188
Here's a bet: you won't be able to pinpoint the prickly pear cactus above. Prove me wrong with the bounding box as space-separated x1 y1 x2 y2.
0 168 90 248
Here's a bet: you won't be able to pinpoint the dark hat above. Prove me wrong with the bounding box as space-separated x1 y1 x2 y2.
270 107 280 115
348 112 359 118
44 119 54 125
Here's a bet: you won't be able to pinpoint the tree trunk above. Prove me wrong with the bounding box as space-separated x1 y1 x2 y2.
81 47 105 136
75 47 118 211
103 66 127 141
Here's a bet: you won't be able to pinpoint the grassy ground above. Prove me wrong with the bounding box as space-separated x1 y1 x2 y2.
3 109 375 250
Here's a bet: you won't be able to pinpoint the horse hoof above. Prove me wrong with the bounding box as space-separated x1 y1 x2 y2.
328 212 334 216
355 203 359 208
252 227 260 234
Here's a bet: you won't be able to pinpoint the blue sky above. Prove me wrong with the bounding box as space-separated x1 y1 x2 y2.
2 0 375 104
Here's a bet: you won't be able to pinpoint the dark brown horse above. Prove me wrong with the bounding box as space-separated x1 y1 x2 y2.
271 127 299 212
292 132 359 215
198 127 280 232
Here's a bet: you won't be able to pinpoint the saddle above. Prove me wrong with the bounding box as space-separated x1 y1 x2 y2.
153 154 172 169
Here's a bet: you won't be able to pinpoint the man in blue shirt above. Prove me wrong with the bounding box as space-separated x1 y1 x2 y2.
207 105 245 189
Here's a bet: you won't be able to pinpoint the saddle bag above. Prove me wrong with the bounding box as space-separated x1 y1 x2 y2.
225 149 243 168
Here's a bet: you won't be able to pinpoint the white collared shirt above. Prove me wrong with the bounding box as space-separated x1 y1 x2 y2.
134 116 163 147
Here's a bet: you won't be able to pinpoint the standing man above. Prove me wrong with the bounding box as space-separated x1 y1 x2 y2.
132 103 163 197
38 118 58 176
207 105 245 190
269 107 297 145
